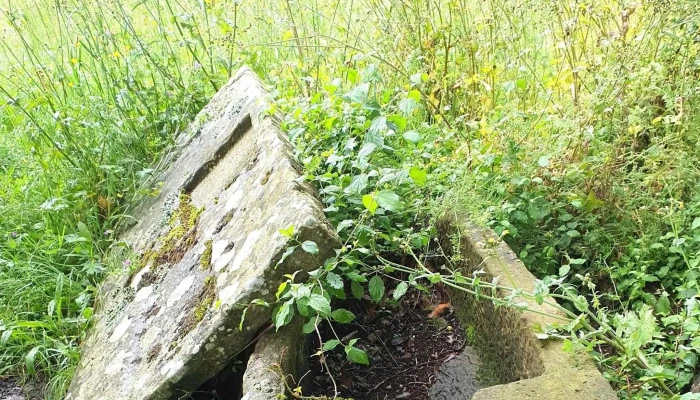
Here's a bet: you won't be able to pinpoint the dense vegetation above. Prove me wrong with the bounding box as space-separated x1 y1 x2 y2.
0 0 698 399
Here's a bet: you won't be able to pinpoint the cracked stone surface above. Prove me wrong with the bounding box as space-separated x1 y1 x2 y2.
429 347 482 400
66 66 339 400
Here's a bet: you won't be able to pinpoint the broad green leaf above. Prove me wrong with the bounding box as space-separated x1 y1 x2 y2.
275 245 297 268
387 114 407 131
393 282 408 300
308 294 332 316
301 240 319 254
274 301 294 330
655 296 671 315
326 272 344 290
302 319 317 334
375 191 403 211
409 166 427 186
351 280 365 299
279 224 295 238
403 130 421 143
331 309 356 323
323 339 342 351
362 194 378 215
537 155 550 167
369 276 385 302
558 265 570 276
345 345 369 365
692 217 700 230
369 116 387 135
399 98 417 115
336 219 354 233
347 174 369 194
346 271 367 282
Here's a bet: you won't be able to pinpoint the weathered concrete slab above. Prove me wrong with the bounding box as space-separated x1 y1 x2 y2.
67 67 338 400
437 212 616 400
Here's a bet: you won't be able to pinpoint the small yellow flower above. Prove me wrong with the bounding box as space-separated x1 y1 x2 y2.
679 202 685 209
75 41 80 47
71 58 78 64
488 238 496 244
68 82 74 87
125 45 132 52
502 229 510 236
113 51 121 58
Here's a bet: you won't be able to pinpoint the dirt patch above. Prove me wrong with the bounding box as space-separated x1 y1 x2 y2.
0 377 25 400
303 285 468 400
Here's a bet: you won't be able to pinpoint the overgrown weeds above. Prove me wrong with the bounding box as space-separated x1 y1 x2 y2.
0 0 699 399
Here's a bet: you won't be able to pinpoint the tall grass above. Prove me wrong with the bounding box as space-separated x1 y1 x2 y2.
0 0 698 398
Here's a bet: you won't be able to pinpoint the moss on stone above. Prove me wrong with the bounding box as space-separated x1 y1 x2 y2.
133 193 204 280
200 240 213 270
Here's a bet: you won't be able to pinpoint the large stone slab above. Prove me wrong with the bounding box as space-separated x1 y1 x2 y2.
437 212 616 400
67 67 338 400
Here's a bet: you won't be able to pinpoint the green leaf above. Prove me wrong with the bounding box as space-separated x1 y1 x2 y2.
346 271 367 282
692 217 700 230
323 339 342 351
347 174 369 194
655 296 671 315
302 319 317 334
331 309 356 323
351 280 364 299
538 155 550 167
301 240 319 254
274 301 294 330
326 272 344 290
388 114 407 131
336 219 354 233
585 191 604 212
375 191 403 211
409 166 427 186
558 265 570 276
369 116 387 135
393 282 408 300
279 224 295 238
308 294 332 316
345 345 369 365
403 130 421 143
618 305 657 352
362 194 378 215
25 346 40 376
369 276 385 302
276 282 288 301
347 68 358 83
399 98 417 115
275 246 297 268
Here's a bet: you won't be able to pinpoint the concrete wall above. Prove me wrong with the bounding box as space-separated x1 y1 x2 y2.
437 211 617 400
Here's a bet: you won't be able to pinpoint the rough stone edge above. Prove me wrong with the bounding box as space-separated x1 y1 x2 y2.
241 317 309 400
436 210 616 400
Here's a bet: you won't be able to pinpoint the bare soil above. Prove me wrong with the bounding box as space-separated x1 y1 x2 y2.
302 285 468 400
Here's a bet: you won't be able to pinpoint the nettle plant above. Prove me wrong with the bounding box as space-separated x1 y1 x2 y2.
240 66 450 366
240 65 700 398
